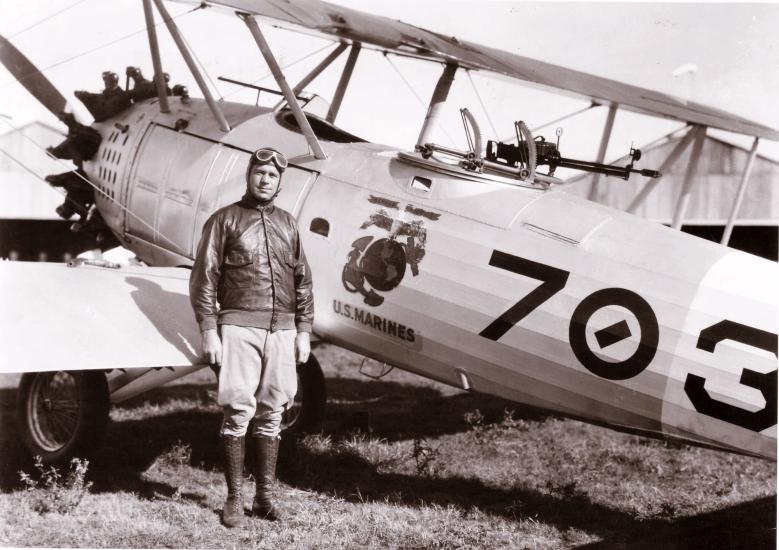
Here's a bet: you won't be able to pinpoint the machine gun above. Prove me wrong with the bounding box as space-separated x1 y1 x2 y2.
415 110 661 187
486 137 661 181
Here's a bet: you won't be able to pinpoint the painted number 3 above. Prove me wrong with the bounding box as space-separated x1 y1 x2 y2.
685 320 777 432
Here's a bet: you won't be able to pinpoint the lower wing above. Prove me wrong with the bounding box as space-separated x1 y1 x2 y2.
0 261 202 374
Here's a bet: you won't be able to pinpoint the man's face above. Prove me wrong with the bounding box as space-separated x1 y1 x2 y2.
247 162 281 202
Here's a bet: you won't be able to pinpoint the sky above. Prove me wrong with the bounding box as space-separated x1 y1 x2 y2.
1 0 778 166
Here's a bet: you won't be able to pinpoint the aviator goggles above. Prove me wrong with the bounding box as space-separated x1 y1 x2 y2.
252 148 288 171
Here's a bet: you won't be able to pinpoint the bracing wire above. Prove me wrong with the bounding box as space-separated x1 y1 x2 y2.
0 117 182 251
176 18 224 101
219 43 333 102
466 70 499 138
6 0 90 39
531 103 598 133
384 54 458 147
384 55 427 109
0 4 202 92
499 103 598 143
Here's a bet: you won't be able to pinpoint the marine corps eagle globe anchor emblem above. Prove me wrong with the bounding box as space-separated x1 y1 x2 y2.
342 196 439 306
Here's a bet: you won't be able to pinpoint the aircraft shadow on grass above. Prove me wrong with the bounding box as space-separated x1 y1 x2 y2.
279 443 775 549
0 377 534 489
0 379 775 547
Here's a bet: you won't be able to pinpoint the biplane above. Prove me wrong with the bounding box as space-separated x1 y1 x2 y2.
0 0 776 465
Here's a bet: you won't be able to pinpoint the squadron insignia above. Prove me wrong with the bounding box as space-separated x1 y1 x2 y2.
342 195 439 306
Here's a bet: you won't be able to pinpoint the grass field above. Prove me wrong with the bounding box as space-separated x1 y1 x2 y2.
0 343 775 549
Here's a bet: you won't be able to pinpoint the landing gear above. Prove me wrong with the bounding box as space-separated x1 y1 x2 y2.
15 354 325 464
17 371 110 465
280 353 326 434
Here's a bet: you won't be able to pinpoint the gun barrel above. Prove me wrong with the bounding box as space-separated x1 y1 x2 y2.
556 157 631 180
555 157 661 180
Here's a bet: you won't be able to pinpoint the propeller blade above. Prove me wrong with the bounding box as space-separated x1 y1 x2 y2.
0 34 74 123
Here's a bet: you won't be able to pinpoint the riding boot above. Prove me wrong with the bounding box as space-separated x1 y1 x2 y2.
221 435 246 528
252 435 281 521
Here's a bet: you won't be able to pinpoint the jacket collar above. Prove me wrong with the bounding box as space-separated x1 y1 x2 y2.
239 193 276 213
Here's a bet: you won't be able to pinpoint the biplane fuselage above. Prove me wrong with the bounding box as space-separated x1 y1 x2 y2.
82 95 777 459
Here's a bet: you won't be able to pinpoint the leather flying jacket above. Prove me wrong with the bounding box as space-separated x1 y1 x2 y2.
189 194 314 334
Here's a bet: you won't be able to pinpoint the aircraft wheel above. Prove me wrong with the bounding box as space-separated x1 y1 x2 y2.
17 371 110 465
280 353 326 434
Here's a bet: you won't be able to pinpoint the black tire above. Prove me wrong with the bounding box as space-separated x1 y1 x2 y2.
280 353 326 434
17 371 110 465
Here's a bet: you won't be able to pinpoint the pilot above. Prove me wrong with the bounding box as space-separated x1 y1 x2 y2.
189 147 313 528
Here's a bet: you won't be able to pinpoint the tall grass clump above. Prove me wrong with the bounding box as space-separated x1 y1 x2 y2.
18 457 92 514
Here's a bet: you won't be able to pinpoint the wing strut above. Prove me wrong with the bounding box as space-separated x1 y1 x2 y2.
417 62 458 148
626 126 697 214
721 137 760 246
152 0 230 131
671 125 707 229
273 43 348 111
239 13 326 160
142 0 170 114
326 43 361 124
587 103 619 201
111 365 204 403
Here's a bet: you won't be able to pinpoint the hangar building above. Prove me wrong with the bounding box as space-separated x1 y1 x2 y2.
0 121 98 261
565 130 778 260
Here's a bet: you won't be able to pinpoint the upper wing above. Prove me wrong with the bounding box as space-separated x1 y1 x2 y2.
193 0 779 140
0 261 202 373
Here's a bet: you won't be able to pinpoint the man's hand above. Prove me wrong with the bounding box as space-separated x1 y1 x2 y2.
295 332 311 364
202 329 222 367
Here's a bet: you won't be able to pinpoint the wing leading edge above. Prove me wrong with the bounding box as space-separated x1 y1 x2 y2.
192 0 779 140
